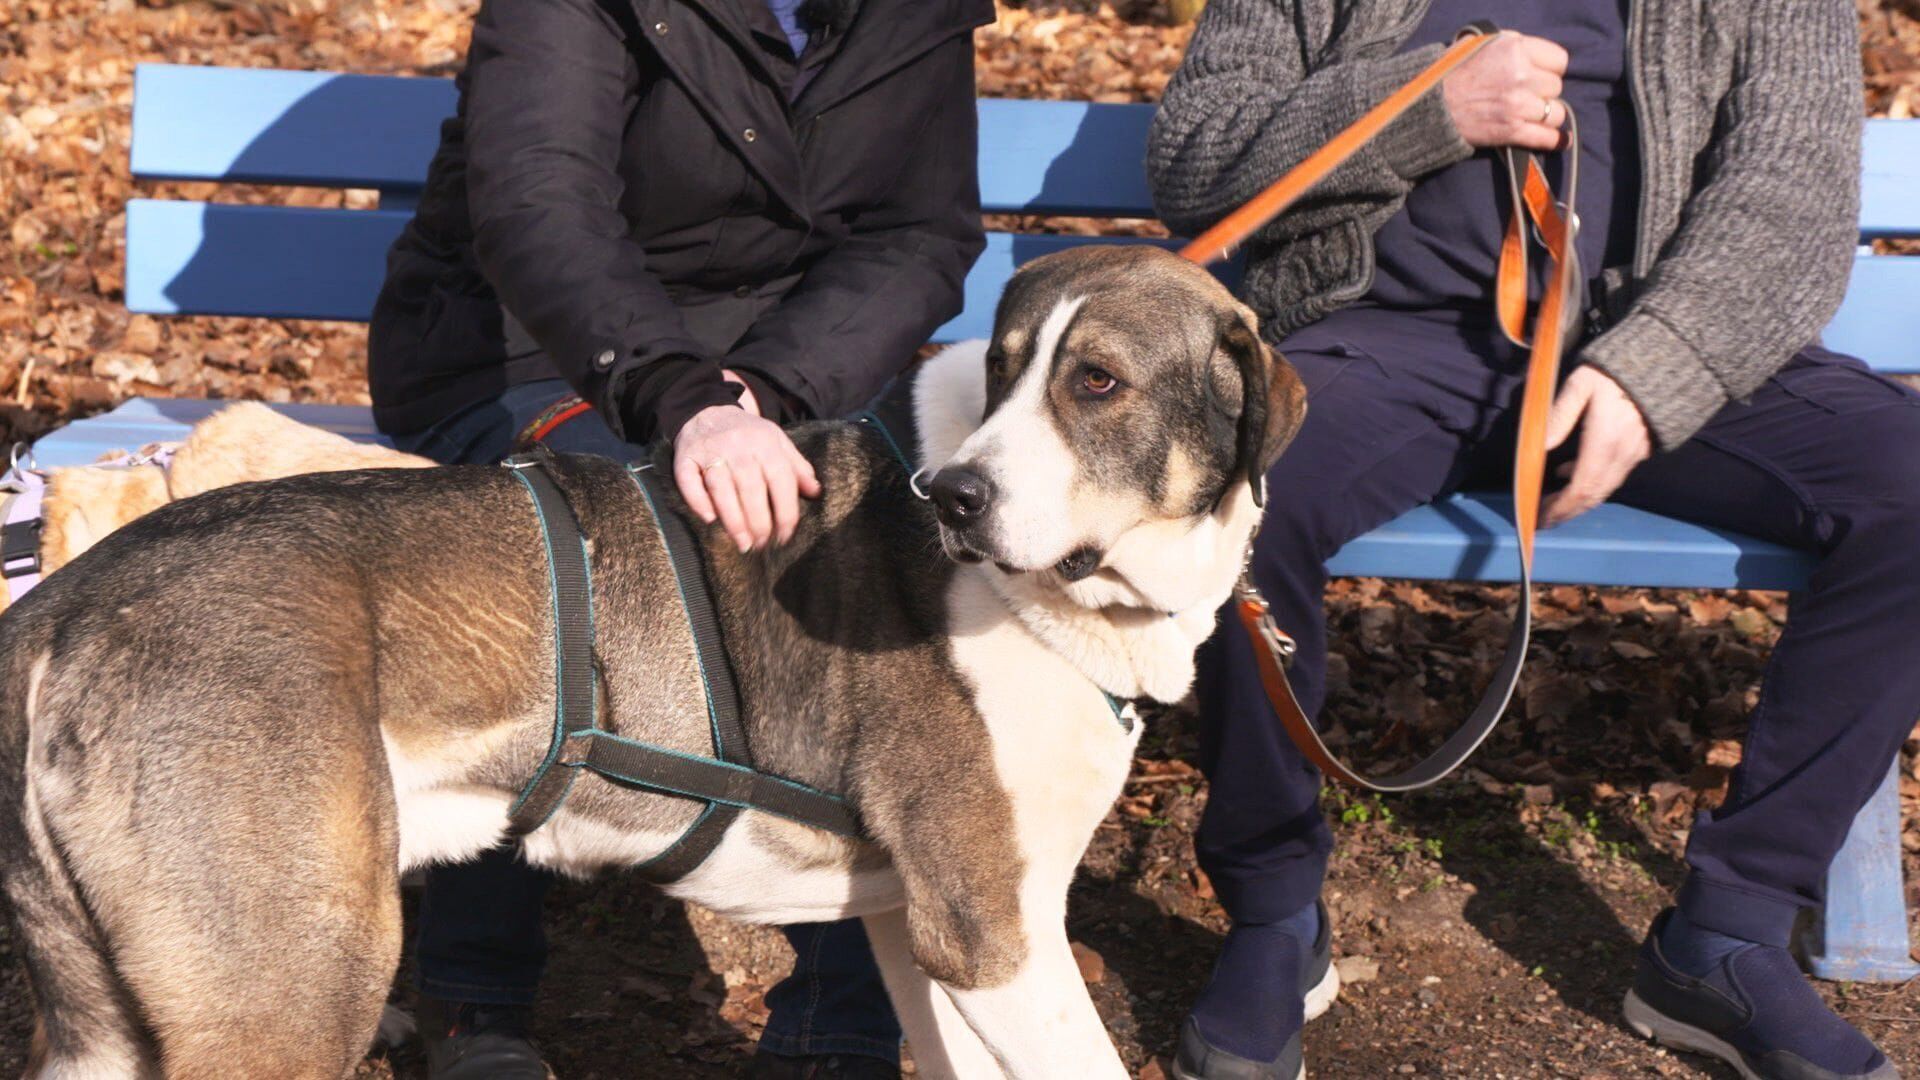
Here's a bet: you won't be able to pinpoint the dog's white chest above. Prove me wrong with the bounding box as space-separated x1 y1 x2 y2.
944 574 1141 865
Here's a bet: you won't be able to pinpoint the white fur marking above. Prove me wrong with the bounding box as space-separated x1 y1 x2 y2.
670 816 904 925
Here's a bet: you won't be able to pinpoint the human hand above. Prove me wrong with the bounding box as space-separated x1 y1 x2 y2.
1540 366 1651 528
1441 32 1570 151
672 404 821 551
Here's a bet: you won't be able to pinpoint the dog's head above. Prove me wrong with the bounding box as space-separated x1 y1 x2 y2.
920 245 1306 613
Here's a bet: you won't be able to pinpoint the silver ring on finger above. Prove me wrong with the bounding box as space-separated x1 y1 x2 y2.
1540 97 1556 125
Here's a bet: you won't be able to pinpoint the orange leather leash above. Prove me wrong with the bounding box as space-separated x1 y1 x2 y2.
1180 26 1584 792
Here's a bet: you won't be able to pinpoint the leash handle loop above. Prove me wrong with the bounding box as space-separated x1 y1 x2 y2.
1220 24 1582 792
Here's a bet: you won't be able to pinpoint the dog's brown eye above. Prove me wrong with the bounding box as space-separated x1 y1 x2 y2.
1082 368 1117 395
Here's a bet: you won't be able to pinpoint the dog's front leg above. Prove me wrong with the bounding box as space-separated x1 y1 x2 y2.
938 914 1126 1079
863 907 1005 1079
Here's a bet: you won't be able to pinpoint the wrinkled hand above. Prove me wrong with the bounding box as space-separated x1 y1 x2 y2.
1541 366 1650 528
672 403 820 552
1442 32 1570 151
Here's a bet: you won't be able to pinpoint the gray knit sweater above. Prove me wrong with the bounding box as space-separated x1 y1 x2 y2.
1147 0 1863 449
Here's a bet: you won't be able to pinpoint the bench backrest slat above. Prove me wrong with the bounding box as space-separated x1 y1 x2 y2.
125 63 1918 372
130 66 455 193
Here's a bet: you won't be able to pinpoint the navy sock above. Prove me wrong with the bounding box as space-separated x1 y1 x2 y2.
1188 902 1320 1062
1659 907 1751 978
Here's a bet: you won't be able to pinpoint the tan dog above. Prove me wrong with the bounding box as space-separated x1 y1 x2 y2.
22 403 433 594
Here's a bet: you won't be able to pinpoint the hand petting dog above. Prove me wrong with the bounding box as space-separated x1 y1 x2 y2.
1543 365 1652 527
672 370 820 552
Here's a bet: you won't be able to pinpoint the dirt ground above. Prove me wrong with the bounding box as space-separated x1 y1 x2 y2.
5 1 1920 1077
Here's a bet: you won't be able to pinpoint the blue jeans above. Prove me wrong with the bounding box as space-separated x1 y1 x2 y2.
395 379 901 1062
1196 306 1920 949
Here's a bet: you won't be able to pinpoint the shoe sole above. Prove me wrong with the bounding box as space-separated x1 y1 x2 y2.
1623 990 1761 1080
1304 962 1340 1023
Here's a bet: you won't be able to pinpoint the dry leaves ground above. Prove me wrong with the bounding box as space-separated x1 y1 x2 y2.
4 1 1920 1077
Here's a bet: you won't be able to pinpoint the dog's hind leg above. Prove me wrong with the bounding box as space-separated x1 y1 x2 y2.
2 649 154 1079
863 907 1004 1080
118 762 403 1080
5 786 155 1079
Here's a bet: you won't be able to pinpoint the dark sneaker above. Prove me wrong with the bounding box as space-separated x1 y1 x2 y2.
1625 910 1900 1080
416 997 552 1080
1173 1022 1303 1080
1172 900 1338 1080
745 1050 901 1079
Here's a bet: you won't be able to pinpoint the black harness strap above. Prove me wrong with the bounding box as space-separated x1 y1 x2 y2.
623 463 748 881
502 451 861 883
504 452 599 836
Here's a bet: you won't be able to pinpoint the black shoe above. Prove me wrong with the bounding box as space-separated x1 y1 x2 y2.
1625 909 1900 1080
745 1050 901 1079
1173 1021 1302 1080
1172 900 1337 1080
416 997 552 1080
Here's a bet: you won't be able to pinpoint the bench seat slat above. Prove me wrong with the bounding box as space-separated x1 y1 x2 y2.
1325 493 1813 591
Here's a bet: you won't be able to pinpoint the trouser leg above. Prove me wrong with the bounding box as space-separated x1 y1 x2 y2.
1195 311 1525 923
759 922 903 1064
1610 347 1920 946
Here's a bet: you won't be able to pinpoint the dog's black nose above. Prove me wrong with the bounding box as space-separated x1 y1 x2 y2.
930 467 993 527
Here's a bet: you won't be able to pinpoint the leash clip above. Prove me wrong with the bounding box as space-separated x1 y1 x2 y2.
1234 579 1298 670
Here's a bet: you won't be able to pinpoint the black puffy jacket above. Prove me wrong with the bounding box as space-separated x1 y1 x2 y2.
369 0 990 441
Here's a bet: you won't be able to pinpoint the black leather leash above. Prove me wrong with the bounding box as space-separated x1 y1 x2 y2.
502 450 860 885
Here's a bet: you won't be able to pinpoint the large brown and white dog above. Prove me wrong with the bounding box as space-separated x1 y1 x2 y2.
0 246 1304 1079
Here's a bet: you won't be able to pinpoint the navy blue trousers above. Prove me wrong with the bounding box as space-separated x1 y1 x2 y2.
1196 306 1920 949
395 379 902 1063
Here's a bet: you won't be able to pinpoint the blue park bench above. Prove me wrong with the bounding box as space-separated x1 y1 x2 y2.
34 63 1920 979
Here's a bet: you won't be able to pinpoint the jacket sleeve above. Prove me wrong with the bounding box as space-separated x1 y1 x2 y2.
1583 2 1862 451
722 35 985 421
1146 0 1473 240
463 0 738 443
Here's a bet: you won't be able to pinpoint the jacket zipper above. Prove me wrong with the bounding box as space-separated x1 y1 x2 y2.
1626 0 1655 282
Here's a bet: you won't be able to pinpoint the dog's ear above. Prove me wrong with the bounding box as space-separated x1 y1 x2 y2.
1218 309 1307 509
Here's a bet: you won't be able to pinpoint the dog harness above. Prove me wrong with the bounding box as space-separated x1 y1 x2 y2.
0 450 46 602
501 449 860 884
1183 22 1580 792
0 443 177 604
